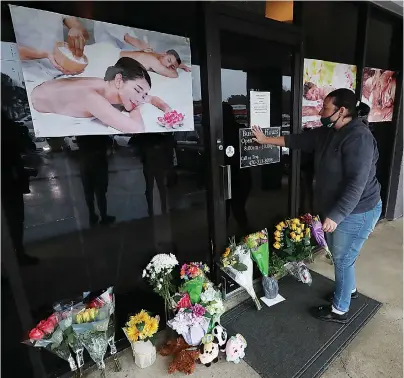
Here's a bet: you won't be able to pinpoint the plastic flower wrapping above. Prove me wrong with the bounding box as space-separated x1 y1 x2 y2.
167 308 210 346
53 298 86 375
23 312 78 374
284 261 312 285
220 242 262 310
71 290 113 377
179 262 210 305
301 213 333 264
83 287 121 372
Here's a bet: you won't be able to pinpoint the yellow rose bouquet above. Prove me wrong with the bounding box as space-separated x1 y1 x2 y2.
273 218 315 262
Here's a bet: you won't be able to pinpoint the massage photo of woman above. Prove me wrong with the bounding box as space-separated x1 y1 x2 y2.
9 4 194 137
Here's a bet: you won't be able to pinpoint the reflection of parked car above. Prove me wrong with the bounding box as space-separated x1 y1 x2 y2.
33 137 51 153
28 130 51 153
64 136 79 152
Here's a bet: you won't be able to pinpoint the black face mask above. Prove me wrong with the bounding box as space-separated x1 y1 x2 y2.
320 109 340 128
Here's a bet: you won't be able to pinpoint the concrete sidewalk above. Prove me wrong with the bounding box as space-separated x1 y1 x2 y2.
87 219 403 378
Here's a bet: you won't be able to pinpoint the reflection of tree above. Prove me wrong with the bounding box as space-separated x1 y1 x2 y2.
1 73 32 123
227 94 248 106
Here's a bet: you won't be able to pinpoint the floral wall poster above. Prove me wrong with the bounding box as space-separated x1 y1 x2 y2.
302 58 357 129
9 5 193 137
361 67 397 123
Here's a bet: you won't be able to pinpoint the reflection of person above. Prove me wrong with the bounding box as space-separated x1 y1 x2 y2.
10 5 89 75
132 134 174 217
252 89 381 324
30 57 172 133
362 69 396 121
1 111 39 265
223 102 251 234
76 136 115 226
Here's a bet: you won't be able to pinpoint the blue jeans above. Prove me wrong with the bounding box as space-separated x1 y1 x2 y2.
327 201 382 313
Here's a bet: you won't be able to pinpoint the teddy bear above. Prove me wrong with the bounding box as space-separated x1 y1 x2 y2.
168 348 200 375
225 333 247 364
199 334 219 367
212 322 228 352
158 337 200 375
159 337 189 357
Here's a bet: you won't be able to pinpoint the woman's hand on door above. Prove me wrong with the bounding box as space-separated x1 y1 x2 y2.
252 126 267 144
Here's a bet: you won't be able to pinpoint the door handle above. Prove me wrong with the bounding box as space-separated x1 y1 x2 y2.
220 165 232 200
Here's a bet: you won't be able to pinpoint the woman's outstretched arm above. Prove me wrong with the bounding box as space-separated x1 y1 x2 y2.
85 92 145 133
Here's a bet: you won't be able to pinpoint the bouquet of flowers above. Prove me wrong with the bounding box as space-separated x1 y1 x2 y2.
143 253 179 317
179 262 210 304
53 299 85 377
167 306 210 346
220 238 262 310
71 295 112 378
123 310 160 368
200 281 225 331
246 229 280 299
23 313 78 375
83 287 121 372
273 218 316 263
284 261 312 285
301 213 333 264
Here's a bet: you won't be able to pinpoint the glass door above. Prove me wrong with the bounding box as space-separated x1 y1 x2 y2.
220 30 294 240
203 6 303 295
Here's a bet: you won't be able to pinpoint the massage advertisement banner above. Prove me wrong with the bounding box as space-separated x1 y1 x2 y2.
302 59 357 129
361 67 397 123
9 5 194 137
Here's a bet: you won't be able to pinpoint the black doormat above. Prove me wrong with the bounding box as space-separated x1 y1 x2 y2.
221 271 382 378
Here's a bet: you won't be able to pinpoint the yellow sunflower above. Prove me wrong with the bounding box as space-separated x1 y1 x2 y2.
126 326 140 342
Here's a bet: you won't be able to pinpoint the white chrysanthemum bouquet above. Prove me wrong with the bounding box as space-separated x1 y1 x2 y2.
143 254 179 314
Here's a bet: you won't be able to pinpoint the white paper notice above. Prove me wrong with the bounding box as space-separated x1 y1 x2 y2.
250 91 271 128
260 294 285 308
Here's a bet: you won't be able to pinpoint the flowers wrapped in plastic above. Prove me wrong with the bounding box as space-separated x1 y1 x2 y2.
83 287 121 372
284 261 312 285
23 312 78 375
53 299 86 377
71 299 112 378
143 253 179 319
246 229 278 299
221 238 262 310
301 213 333 265
123 310 159 368
179 262 210 304
167 307 210 346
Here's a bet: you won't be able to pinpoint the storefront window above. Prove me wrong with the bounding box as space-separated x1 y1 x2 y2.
1 3 209 376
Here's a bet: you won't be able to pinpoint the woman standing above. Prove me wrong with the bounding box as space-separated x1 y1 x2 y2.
252 89 381 323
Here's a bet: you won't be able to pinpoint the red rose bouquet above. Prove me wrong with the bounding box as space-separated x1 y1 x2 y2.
23 312 78 374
